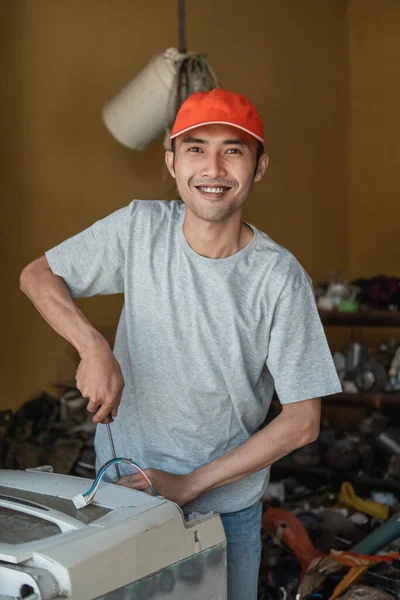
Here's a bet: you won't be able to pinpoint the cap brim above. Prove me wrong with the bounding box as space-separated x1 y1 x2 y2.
170 121 264 145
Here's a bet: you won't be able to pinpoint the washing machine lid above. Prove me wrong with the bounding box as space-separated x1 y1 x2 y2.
0 470 169 564
0 470 226 600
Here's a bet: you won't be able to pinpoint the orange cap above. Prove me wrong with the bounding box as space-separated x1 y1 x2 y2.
170 88 264 146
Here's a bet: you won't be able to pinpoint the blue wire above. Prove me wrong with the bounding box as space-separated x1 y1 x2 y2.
83 458 126 497
82 458 153 498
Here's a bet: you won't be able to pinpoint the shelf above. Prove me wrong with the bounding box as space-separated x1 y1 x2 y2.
325 392 400 408
319 309 400 327
271 392 400 408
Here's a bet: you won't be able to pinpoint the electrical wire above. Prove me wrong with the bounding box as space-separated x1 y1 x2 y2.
73 457 159 509
83 458 153 497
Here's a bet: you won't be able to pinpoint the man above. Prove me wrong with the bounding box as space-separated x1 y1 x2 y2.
20 89 342 599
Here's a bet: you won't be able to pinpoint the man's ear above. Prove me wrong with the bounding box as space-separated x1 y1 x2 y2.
254 153 269 182
165 150 176 179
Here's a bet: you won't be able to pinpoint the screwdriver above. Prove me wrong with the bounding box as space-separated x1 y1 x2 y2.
104 419 121 480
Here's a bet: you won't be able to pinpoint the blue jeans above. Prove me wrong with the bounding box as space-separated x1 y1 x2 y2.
220 501 262 600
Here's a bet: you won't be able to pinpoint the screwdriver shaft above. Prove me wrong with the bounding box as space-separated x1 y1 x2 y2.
106 422 121 479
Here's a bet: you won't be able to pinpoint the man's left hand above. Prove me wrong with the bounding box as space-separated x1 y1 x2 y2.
116 469 197 507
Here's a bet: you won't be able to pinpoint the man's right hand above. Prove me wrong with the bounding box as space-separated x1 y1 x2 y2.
20 256 125 425
75 338 125 424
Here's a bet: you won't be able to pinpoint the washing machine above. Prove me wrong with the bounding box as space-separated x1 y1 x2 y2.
0 468 227 600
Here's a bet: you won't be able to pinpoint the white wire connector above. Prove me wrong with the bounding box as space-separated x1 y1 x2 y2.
72 493 88 509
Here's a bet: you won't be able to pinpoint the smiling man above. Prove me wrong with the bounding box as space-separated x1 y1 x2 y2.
20 89 342 599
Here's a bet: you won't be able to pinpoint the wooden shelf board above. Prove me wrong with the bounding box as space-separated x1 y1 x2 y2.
319 309 400 327
325 392 400 407
272 393 400 407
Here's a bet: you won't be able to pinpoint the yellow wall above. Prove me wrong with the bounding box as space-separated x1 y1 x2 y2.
348 0 400 280
1 1 348 410
344 0 400 350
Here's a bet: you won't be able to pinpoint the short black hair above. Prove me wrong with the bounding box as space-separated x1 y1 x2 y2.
255 141 264 171
170 138 264 176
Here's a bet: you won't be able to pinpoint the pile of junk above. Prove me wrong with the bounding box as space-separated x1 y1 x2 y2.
2 383 400 599
315 273 400 315
261 401 400 600
0 385 98 481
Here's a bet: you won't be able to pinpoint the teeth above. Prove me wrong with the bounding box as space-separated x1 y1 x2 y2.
200 187 225 193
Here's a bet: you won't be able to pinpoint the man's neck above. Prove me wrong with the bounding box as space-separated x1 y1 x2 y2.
182 212 254 259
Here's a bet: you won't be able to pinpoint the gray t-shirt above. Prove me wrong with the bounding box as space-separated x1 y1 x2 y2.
45 200 341 514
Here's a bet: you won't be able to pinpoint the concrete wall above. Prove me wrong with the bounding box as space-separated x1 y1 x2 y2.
1 1 348 410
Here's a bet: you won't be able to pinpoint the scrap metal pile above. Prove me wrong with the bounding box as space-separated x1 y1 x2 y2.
259 414 400 599
332 339 400 396
0 384 96 477
2 387 400 598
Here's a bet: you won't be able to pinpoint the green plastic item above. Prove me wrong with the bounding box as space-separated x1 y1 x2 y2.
337 300 360 313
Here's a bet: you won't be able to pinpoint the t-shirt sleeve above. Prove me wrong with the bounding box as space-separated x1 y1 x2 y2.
45 203 132 298
266 280 342 404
